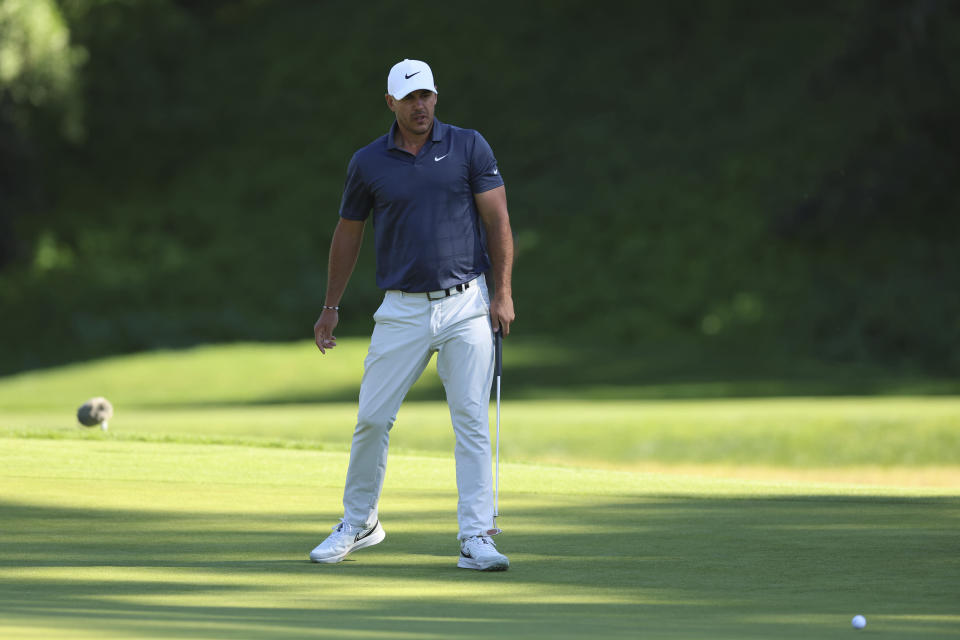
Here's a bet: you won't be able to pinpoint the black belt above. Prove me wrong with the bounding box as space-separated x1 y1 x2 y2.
400 280 472 300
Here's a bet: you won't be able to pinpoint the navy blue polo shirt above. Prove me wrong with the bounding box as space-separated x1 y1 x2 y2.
338 117 505 292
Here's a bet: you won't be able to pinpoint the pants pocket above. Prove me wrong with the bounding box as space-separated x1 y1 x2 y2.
372 293 395 323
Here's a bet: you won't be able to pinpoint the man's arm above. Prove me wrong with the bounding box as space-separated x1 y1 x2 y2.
475 185 515 335
314 218 366 353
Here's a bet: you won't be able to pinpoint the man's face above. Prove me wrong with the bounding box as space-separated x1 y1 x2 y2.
386 89 437 136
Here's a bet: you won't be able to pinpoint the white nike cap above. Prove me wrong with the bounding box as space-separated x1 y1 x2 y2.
387 59 437 100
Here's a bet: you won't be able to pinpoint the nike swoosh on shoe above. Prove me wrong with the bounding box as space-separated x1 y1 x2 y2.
354 522 379 543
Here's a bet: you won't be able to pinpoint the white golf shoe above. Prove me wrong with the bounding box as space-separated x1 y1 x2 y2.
309 520 385 563
458 535 510 571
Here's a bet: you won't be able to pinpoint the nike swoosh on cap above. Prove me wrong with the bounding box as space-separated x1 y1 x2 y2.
405 71 421 79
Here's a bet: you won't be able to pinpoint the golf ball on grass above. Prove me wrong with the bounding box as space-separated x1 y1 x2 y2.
852 615 866 629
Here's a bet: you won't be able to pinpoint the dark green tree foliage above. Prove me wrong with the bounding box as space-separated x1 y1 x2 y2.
1 0 957 374
0 0 86 267
773 1 960 368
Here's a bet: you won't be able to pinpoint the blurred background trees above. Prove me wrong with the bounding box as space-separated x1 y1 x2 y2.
0 0 85 267
1 0 957 375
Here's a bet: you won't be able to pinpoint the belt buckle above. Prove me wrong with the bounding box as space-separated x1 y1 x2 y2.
426 289 448 301
426 282 467 301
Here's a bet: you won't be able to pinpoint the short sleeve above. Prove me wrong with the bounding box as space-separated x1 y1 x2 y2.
469 131 505 194
338 153 373 220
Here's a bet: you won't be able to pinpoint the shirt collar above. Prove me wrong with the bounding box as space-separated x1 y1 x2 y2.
430 117 445 142
387 117 444 151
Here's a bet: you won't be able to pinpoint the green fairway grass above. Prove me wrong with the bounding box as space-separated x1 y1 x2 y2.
2 438 958 639
1 340 959 479
2 340 958 410
1 341 959 637
4 397 960 474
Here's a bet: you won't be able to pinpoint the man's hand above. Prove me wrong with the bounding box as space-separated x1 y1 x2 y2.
314 218 365 355
314 309 339 354
490 294 515 335
475 186 516 336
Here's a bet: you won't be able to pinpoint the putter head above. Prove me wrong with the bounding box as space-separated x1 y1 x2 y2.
486 513 502 536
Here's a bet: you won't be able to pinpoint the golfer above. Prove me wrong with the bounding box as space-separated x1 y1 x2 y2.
310 59 515 571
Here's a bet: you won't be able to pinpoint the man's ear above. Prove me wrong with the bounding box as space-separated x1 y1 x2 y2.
385 94 396 111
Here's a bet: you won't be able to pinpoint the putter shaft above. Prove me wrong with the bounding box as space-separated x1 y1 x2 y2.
491 327 503 533
495 373 501 517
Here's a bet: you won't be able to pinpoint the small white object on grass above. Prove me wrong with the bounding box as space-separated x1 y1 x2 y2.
852 615 866 629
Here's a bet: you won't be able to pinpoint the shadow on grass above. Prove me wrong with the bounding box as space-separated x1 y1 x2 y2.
1 493 958 639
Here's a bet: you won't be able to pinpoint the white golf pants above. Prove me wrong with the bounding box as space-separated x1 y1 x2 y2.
342 275 495 539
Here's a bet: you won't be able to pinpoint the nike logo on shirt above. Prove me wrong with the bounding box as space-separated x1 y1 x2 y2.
434 154 448 162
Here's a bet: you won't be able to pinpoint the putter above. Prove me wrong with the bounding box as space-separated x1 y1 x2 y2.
486 326 504 536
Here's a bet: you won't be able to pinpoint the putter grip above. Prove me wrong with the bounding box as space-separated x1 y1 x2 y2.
494 328 503 377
